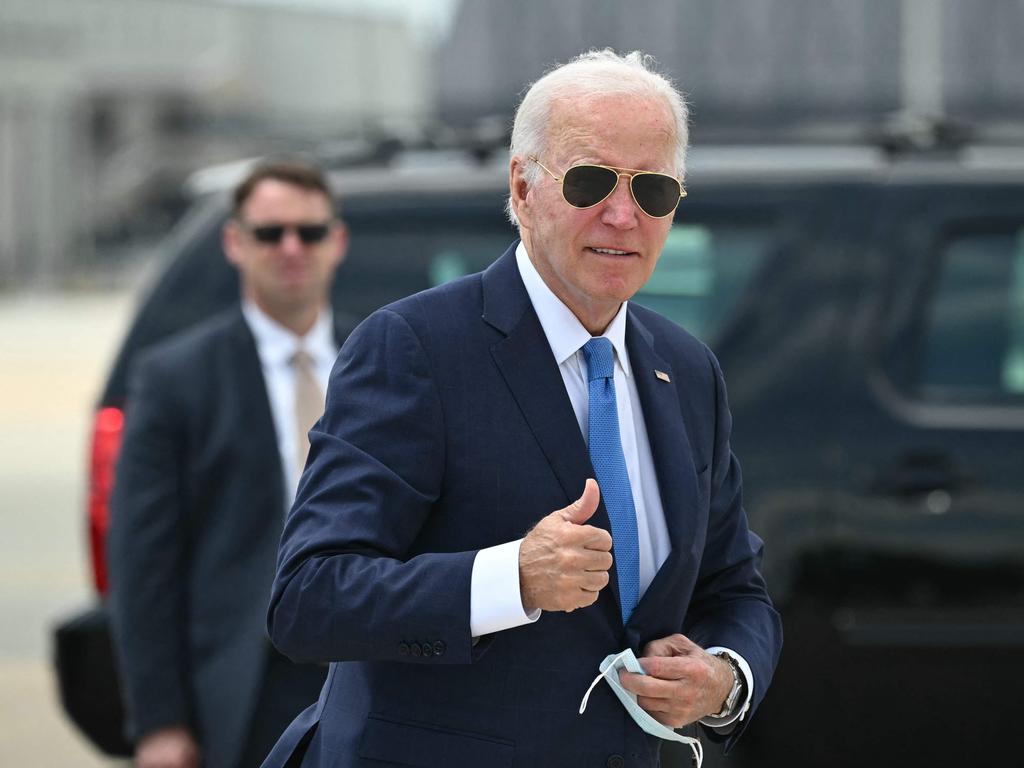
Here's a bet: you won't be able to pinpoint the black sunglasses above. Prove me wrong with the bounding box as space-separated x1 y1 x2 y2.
530 156 686 219
240 221 333 245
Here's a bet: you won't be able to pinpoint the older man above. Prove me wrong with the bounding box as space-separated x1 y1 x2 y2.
109 162 352 768
263 50 781 768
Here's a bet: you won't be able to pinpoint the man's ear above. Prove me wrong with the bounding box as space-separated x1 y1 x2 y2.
222 220 244 268
509 156 532 230
328 221 349 268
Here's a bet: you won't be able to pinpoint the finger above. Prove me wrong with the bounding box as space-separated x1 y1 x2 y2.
559 479 600 524
646 709 687 729
635 692 694 729
582 550 613 572
562 523 611 551
641 633 696 659
561 548 609 575
577 547 612 570
579 569 609 592
617 671 678 698
638 655 692 681
581 525 613 551
636 694 676 714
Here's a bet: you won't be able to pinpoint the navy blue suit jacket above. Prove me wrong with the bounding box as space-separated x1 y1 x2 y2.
264 245 781 768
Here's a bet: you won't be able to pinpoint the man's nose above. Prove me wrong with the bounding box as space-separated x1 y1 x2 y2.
600 175 639 229
279 227 306 253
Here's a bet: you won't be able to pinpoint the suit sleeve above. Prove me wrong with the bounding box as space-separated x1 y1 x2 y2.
268 308 480 665
107 352 193 741
683 346 783 749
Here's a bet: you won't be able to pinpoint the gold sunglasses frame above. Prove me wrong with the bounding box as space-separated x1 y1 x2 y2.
529 155 686 219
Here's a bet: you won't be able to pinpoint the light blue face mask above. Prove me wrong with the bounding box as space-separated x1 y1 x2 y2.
579 649 703 768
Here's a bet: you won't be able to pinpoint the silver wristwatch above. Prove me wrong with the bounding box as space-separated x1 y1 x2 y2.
711 652 744 719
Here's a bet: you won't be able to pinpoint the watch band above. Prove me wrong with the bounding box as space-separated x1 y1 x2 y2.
711 652 744 719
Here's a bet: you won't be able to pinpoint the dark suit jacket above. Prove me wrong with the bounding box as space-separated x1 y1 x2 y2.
264 245 782 768
108 307 351 768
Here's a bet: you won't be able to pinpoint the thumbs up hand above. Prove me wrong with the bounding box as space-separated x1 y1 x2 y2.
518 479 614 613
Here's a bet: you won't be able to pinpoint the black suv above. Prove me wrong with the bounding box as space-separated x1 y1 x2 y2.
55 140 1024 768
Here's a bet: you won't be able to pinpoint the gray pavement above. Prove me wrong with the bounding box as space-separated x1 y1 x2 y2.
1 290 135 766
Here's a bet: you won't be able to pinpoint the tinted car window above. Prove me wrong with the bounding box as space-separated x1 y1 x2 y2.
341 226 512 311
920 225 1024 401
634 221 775 343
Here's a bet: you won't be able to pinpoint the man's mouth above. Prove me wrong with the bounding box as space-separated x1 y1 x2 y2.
588 247 635 256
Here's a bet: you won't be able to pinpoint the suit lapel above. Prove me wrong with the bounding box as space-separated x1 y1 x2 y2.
624 310 701 627
483 247 598 511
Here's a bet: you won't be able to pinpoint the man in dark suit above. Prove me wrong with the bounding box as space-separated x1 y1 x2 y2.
264 50 782 768
108 162 352 768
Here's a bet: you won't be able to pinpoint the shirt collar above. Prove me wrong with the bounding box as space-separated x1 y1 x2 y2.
515 241 632 377
242 300 337 368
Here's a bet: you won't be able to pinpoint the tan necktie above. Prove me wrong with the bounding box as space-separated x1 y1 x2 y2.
292 348 325 474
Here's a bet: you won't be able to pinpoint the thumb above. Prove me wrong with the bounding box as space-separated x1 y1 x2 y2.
559 478 600 524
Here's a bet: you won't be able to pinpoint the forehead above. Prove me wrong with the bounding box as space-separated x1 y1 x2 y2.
546 92 676 171
241 179 333 221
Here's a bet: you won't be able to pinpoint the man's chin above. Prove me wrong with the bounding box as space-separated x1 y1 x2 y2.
277 283 321 304
588 279 641 307
258 289 323 318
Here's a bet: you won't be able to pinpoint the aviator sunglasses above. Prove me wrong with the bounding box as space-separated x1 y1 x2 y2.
530 156 686 219
239 221 333 245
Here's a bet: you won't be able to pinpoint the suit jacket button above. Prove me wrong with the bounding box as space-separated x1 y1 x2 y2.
433 641 446 657
607 755 625 768
410 643 422 657
421 642 433 657
398 642 410 656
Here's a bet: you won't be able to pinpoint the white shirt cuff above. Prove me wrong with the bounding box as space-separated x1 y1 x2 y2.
699 646 754 730
469 539 541 638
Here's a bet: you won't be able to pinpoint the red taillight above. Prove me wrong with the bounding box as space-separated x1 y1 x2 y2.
88 406 124 595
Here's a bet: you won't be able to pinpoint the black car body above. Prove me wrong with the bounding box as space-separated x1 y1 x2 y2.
55 142 1024 767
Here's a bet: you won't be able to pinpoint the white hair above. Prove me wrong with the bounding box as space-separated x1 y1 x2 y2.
507 49 690 228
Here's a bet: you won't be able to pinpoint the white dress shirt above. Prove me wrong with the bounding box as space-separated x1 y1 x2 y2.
468 243 752 728
242 301 337 508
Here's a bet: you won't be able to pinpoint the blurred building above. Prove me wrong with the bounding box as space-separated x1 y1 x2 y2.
439 0 1024 136
0 0 431 286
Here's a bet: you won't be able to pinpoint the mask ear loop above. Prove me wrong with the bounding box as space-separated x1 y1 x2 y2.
689 733 703 768
579 649 632 714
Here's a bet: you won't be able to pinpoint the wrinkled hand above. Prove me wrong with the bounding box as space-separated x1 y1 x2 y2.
519 479 613 612
135 726 200 768
618 634 733 728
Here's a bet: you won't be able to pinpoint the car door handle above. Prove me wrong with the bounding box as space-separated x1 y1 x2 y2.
869 450 973 498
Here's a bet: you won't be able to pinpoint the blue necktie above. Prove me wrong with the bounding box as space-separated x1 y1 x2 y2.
582 337 640 624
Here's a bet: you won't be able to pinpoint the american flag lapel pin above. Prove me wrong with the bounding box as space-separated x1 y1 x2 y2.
655 369 671 383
